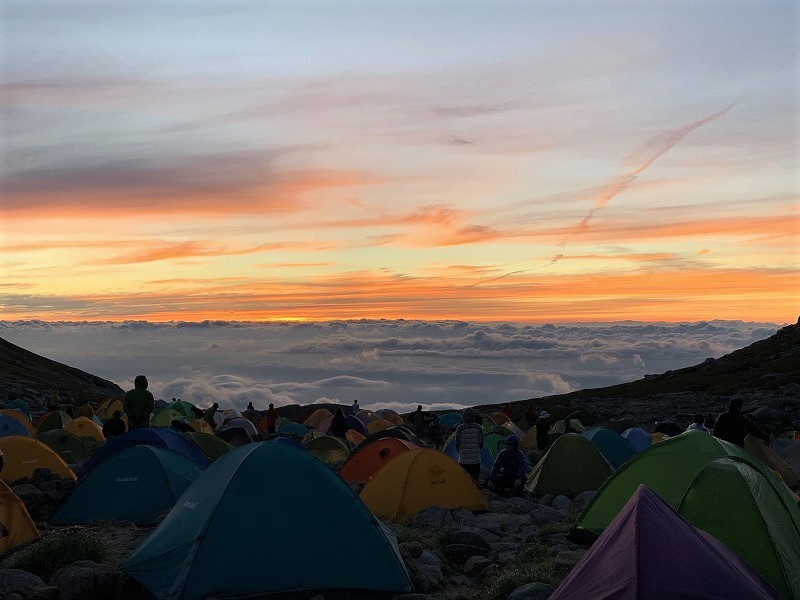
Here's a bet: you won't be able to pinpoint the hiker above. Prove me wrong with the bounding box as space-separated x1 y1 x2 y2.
264 403 278 435
170 419 195 433
455 408 484 482
524 404 537 429
686 413 710 433
535 411 551 450
713 398 769 447
502 403 513 421
102 410 127 438
246 402 255 411
203 402 219 429
426 417 442 450
351 399 360 414
413 405 426 438
562 416 576 434
487 435 527 495
123 375 155 430
330 407 349 439
48 391 60 412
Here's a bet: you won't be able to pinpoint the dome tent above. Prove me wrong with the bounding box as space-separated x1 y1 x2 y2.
122 442 411 600
340 438 417 483
526 433 613 497
37 430 93 465
582 427 637 469
0 436 76 482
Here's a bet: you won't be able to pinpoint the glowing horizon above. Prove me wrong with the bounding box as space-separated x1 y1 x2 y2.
2 2 798 323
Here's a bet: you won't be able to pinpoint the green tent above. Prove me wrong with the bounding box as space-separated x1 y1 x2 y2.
166 400 197 418
36 430 93 466
150 408 187 428
303 435 351 464
122 442 412 600
53 445 203 526
36 410 72 433
483 432 507 459
677 457 800 600
527 433 613 497
181 431 232 461
574 431 781 538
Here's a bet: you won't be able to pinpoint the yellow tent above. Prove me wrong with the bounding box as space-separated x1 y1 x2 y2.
366 418 393 435
189 419 215 434
550 419 586 434
303 435 351 465
650 432 670 445
377 410 404 426
522 426 539 449
745 434 800 489
0 480 39 554
360 448 488 524
95 398 124 421
0 436 76 482
303 409 333 429
64 417 105 442
0 410 35 436
346 430 365 446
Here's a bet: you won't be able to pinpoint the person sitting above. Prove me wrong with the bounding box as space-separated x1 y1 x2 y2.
487 436 527 495
351 399 360 414
686 413 710 433
102 410 127 438
330 407 349 439
123 375 155 430
713 398 769 447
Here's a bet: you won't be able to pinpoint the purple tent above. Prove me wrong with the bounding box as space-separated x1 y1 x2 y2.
551 485 780 600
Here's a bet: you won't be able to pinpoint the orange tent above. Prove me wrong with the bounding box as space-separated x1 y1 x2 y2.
345 430 365 446
340 438 417 483
0 480 39 553
303 409 333 430
489 412 508 425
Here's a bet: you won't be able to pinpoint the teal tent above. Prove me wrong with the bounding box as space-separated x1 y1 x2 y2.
53 445 203 525
123 442 411 600
7 399 30 418
582 427 637 469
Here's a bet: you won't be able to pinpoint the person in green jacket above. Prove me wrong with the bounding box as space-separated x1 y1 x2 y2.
123 375 154 430
203 402 219 429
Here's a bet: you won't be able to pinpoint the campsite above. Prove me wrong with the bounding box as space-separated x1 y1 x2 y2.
0 320 797 599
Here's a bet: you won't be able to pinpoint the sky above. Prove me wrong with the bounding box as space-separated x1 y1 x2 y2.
0 1 797 323
0 319 782 411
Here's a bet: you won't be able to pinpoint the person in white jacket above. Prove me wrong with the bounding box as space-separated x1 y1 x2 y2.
455 408 484 482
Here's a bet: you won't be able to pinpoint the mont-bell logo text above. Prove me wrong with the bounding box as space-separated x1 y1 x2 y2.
183 500 198 509
115 476 139 482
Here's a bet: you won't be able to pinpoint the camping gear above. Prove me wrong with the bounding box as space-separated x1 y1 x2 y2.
304 435 351 465
0 409 35 435
582 427 637 469
0 480 39 554
621 427 652 452
0 436 76 482
37 430 93 465
526 433 613 497
0 415 32 439
181 431 232 461
35 410 72 433
340 438 417 483
64 416 105 442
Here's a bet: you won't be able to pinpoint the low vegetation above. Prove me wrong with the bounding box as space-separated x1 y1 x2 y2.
4 528 110 580
471 541 566 600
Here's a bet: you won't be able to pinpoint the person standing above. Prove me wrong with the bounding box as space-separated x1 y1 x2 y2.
123 375 155 430
413 405 426 439
455 408 484 482
535 411 551 451
502 403 513 421
102 410 127 438
713 398 768 447
203 402 219 429
330 408 349 439
524 404 537 430
426 417 442 450
686 414 710 433
264 403 278 435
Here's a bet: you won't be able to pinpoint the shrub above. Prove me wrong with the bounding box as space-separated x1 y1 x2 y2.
4 528 110 580
471 542 567 600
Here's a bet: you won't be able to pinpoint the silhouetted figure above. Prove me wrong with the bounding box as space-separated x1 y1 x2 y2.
713 398 768 447
102 410 127 438
686 413 710 433
48 391 60 412
170 419 195 433
502 403 513 421
413 405 426 438
123 375 155 430
524 404 536 429
455 408 484 482
203 402 219 429
246 402 255 411
562 416 576 434
330 408 349 439
352 399 360 414
426 417 442 450
264 403 278 435
535 411 551 450
488 435 527 495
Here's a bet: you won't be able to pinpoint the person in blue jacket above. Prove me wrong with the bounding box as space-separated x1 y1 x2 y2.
487 435 527 495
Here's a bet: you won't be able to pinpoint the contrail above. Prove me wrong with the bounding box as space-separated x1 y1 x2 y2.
551 99 742 263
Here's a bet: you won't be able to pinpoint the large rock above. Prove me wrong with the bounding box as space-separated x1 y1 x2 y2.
497 513 533 528
457 525 500 544
463 556 493 577
572 490 596 510
449 529 491 551
442 544 489 565
507 581 555 600
48 560 118 600
410 563 444 593
393 595 434 600
417 550 443 570
0 569 46 592
551 495 571 512
531 505 564 525
400 541 424 558
555 549 586 568
411 506 452 529
10 484 45 508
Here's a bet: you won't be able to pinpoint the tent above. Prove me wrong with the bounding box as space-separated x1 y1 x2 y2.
621 427 652 452
5 399 30 418
0 414 32 439
744 434 800 488
63 416 105 443
676 457 800 600
358 426 424 449
79 428 209 480
526 433 613 497
35 410 72 433
573 431 781 539
0 409 35 436
36 430 93 465
438 412 463 429
355 409 380 425
188 419 214 434
489 412 508 425
340 438 417 483
650 432 670 444
376 409 404 425
442 434 495 471
214 427 253 448
317 414 368 437
304 435 351 465
181 432 232 461
346 429 366 446
302 408 333 429
0 436 76 482
122 442 411 600
550 485 780 600
276 421 309 437
150 408 188 428
493 421 526 441
582 428 637 469
0 480 39 554
360 448 488 524
483 431 508 459
54 446 203 526
366 418 394 435
778 441 800 473
217 418 258 437
95 398 123 421
163 400 196 418
551 418 586 434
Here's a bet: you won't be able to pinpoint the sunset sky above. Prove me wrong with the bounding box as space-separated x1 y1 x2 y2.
2 1 798 323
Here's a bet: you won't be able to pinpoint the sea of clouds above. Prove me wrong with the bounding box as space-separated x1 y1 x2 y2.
0 319 782 414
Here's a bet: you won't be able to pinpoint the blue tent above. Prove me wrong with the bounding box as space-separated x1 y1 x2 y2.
0 415 31 438
582 427 637 469
438 412 463 429
54 446 203 525
6 400 30 418
123 442 411 600
622 427 653 452
443 437 495 470
79 428 209 479
277 421 309 437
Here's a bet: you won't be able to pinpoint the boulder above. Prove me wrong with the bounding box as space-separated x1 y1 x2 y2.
48 560 118 600
572 490 596 510
470 514 503 536
411 506 452 529
457 525 500 544
442 544 489 565
38 480 67 503
497 513 533 528
555 549 586 568
10 484 45 508
417 550 443 570
410 563 444 593
31 469 53 485
449 529 491 551
531 505 564 525
392 595 434 600
551 495 571 512
400 541 424 558
463 556 493 577
0 569 46 592
507 581 555 600
505 496 536 513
